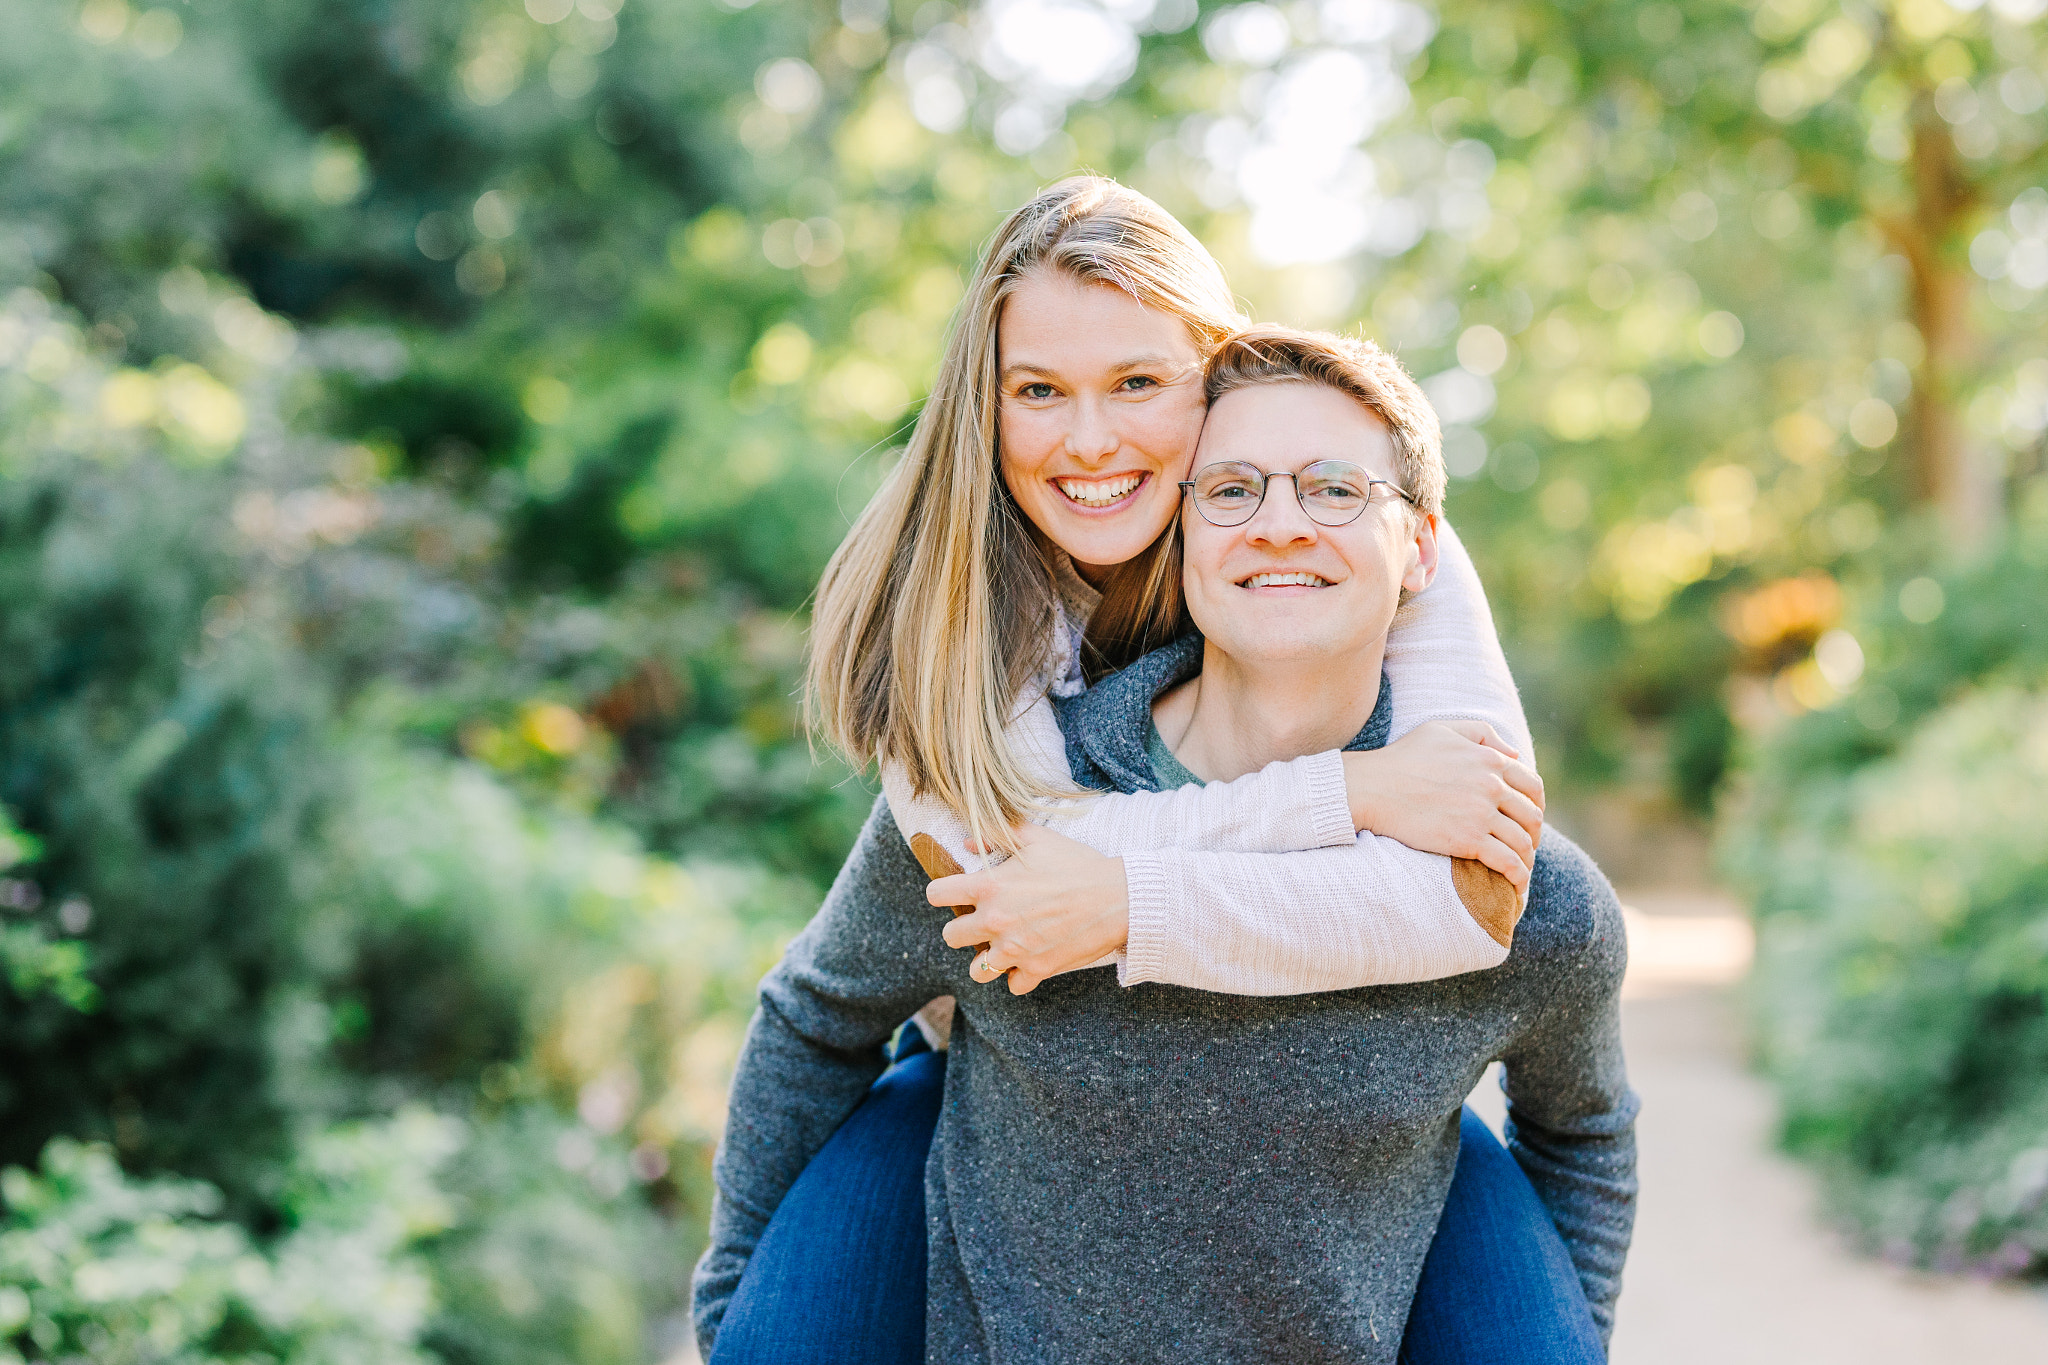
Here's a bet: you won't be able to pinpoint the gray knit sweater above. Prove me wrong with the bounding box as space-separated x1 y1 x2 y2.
694 641 1638 1362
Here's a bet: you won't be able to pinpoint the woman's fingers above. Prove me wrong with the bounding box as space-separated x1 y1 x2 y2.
1492 811 1535 866
1441 718 1518 759
1497 787 1544 846
942 912 995 950
1500 758 1545 810
1476 834 1532 891
926 871 984 909
1006 967 1045 995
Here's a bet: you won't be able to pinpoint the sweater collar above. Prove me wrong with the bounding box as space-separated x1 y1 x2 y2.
1051 549 1103 631
1061 634 1394 792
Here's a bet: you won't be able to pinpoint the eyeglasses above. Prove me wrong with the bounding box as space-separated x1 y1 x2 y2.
1178 460 1419 528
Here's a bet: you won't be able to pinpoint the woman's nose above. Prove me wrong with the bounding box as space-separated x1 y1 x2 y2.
1062 395 1120 463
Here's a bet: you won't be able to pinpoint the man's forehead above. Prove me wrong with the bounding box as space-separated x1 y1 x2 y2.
1198 381 1399 474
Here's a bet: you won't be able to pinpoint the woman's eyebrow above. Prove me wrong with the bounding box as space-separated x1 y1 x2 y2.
998 354 1186 383
998 361 1061 383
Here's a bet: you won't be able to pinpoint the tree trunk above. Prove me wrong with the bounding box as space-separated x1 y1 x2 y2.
1896 95 1997 535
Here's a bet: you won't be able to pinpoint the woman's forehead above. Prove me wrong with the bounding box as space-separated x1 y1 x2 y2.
998 272 1203 369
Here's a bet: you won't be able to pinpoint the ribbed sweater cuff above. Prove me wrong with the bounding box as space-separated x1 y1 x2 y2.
1301 750 1355 848
1117 852 1172 986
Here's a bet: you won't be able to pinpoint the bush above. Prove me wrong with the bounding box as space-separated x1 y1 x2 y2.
0 461 335 1202
1725 511 2048 1274
0 1115 452 1365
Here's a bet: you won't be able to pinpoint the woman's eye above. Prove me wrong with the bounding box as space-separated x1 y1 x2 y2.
1018 383 1056 400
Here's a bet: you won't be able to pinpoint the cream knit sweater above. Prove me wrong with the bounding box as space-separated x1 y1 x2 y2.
882 520 1529 1031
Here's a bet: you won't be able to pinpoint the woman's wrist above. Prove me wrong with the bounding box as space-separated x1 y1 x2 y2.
1341 750 1388 833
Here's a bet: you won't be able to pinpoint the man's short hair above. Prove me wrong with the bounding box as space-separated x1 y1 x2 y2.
1204 326 1446 516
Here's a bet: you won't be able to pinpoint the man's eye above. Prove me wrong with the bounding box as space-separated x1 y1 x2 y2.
1118 375 1159 392
1211 484 1257 500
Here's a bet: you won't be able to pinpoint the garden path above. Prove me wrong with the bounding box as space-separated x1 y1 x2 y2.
1568 889 2048 1363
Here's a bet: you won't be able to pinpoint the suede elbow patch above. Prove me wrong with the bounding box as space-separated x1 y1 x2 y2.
1451 857 1521 950
909 833 974 917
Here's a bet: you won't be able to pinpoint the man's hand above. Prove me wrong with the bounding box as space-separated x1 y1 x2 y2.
1343 721 1545 893
927 824 1130 996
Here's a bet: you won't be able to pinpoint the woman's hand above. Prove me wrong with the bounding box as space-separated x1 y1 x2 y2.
927 824 1130 996
1343 721 1545 891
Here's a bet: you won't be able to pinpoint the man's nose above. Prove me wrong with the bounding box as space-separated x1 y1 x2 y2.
1062 394 1120 464
1245 473 1319 545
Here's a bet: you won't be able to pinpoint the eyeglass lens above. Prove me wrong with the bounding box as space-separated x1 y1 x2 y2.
1188 460 1380 527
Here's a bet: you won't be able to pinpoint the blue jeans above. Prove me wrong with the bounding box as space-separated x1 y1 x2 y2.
710 1037 1603 1364
707 1032 944 1365
1397 1107 1605 1364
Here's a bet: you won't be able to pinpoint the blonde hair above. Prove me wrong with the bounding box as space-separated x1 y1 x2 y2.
806 176 1244 850
1204 326 1447 515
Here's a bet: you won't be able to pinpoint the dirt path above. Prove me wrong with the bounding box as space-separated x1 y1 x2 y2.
1594 891 2048 1362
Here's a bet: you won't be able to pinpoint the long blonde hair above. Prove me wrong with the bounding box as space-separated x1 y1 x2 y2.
806 176 1244 850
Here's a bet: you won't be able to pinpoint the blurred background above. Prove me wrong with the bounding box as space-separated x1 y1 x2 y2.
2 0 2045 1358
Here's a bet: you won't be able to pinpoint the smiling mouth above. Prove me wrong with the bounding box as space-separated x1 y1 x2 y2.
1239 571 1333 589
1054 473 1148 508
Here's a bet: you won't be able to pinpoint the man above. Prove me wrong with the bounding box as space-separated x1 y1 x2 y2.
695 326 1636 1363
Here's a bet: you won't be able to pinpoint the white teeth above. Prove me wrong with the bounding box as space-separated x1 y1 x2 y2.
1056 474 1143 506
1242 572 1330 588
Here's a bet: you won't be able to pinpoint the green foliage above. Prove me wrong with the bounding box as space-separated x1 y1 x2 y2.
1725 512 2048 1273
0 806 94 1013
0 1118 449 1365
0 460 333 1199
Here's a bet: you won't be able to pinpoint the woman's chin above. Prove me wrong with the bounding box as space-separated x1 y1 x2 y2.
1039 503 1177 575
1049 528 1165 578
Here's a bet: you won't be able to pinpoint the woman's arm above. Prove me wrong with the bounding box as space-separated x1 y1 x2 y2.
691 799 956 1359
891 516 1536 996
879 693 1357 877
938 833 1516 995
1384 518 1534 760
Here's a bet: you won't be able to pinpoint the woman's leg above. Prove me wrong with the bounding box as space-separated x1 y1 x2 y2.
708 1033 944 1365
1399 1108 1607 1365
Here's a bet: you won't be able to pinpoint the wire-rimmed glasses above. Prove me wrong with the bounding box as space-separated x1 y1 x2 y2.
1178 460 1420 528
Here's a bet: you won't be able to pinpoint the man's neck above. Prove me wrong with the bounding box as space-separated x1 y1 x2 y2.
1153 638 1387 782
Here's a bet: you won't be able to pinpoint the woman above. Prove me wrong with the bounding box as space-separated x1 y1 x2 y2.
697 179 1591 1362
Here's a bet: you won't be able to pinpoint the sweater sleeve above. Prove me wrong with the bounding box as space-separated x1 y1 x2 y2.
1384 518 1535 762
690 798 957 1360
879 693 1355 876
1115 837 1509 993
1496 839 1639 1347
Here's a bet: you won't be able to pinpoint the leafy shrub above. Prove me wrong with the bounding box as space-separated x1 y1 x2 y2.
0 1114 452 1365
0 461 334 1201
1725 509 2048 1274
0 808 93 1013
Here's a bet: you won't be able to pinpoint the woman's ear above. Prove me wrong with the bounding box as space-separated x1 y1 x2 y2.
1402 511 1441 596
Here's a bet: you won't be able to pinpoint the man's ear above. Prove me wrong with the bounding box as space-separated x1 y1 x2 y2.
1402 511 1441 596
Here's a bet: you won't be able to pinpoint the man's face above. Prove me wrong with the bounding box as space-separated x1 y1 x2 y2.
1181 381 1437 670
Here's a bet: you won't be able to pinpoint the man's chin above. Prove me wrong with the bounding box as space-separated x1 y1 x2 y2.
1202 623 1379 666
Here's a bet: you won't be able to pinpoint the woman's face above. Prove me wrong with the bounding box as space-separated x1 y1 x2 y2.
996 270 1208 581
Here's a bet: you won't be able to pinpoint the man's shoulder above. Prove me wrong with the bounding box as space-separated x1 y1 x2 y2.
832 794 929 895
1504 829 1627 983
